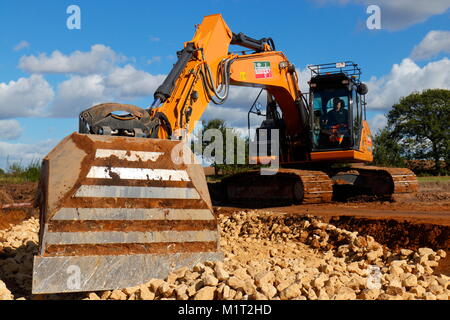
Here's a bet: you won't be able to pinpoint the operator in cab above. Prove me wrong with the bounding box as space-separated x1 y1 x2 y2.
326 97 348 126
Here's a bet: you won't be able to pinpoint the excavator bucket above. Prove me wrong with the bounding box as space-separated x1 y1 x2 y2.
32 133 222 294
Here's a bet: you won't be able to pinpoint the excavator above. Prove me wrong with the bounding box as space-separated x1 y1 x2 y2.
32 14 418 294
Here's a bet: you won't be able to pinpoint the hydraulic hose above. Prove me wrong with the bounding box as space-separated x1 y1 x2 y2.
202 58 234 105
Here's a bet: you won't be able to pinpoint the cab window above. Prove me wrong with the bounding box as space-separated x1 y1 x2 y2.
311 88 351 149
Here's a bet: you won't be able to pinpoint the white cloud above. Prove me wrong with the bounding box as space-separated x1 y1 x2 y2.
366 57 450 110
368 113 387 134
0 120 23 140
13 40 30 51
311 0 450 30
296 67 312 93
411 30 450 60
149 36 160 42
19 44 125 75
0 139 56 170
52 74 107 117
199 85 271 131
0 75 54 118
13 44 168 117
202 104 250 129
226 86 264 106
105 65 165 99
374 0 450 30
51 65 165 117
147 56 162 64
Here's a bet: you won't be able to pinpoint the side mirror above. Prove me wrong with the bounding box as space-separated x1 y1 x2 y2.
357 83 368 95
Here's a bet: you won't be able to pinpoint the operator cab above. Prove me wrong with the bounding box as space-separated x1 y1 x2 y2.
308 62 368 152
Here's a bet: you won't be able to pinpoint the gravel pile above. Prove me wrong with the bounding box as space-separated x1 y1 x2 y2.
0 217 39 300
0 212 448 300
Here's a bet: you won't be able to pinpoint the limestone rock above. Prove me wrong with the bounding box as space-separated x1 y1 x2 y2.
279 283 301 300
410 285 425 297
194 286 216 300
203 274 219 287
87 292 100 300
148 278 165 292
402 274 418 288
123 286 140 296
254 271 275 287
366 249 383 262
214 264 229 281
109 289 127 300
260 282 277 299
334 287 356 300
138 285 155 300
0 280 13 300
357 289 380 300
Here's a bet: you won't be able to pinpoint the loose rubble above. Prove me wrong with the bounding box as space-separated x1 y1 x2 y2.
0 280 13 300
0 212 448 300
0 217 38 299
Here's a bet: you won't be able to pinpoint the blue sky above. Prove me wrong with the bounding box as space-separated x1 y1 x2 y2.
0 0 449 169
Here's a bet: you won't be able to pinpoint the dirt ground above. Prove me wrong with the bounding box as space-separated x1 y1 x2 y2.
0 183 37 231
0 183 36 205
0 180 449 299
1 181 449 247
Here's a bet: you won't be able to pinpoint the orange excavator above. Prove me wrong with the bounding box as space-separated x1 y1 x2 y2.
32 14 418 294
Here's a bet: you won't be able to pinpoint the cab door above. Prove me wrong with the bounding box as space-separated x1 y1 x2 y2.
350 85 364 150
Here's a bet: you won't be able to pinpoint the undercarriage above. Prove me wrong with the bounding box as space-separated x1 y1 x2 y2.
219 166 419 205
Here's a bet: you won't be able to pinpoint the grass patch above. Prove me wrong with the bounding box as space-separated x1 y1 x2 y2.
417 176 450 182
418 176 450 192
0 159 41 184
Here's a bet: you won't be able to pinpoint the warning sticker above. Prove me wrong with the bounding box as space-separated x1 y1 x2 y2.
253 61 272 79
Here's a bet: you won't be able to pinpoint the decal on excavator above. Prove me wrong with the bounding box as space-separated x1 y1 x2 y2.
253 61 272 79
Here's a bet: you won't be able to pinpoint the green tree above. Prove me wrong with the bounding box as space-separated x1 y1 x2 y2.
193 119 249 174
386 89 450 174
373 127 405 167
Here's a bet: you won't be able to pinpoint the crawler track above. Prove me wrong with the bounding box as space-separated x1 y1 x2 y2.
223 169 333 204
352 166 419 201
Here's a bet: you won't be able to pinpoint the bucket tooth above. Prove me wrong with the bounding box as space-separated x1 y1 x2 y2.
32 133 222 294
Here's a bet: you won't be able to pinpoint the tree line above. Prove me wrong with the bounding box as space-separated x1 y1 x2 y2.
373 89 449 175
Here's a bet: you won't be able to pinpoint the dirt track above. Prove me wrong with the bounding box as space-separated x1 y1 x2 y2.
1 182 449 246
0 183 37 231
0 183 36 205
216 200 450 226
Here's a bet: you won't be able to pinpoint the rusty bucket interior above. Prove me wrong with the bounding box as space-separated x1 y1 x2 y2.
32 132 222 294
